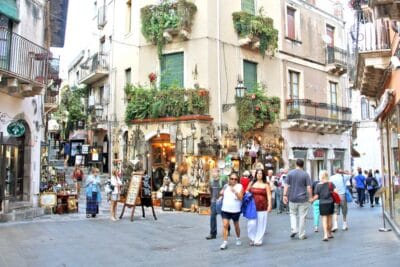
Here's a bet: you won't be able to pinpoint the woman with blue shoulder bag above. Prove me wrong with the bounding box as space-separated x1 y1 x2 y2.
85 168 102 218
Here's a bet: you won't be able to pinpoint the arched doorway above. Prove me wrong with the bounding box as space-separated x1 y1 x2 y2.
149 134 175 191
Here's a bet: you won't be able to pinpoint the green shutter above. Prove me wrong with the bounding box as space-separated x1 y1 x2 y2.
0 0 19 22
160 52 184 89
241 0 255 15
244 60 257 92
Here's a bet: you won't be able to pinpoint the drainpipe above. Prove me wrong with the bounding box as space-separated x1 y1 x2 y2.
217 0 222 140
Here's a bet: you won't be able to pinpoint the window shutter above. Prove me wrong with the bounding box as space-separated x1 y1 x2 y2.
241 0 255 15
243 60 257 92
287 8 295 39
161 52 184 89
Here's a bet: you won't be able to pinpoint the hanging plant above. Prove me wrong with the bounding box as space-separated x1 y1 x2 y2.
235 84 280 132
141 0 197 59
232 8 278 57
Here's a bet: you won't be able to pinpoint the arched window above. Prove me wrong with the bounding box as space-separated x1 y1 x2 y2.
361 97 369 120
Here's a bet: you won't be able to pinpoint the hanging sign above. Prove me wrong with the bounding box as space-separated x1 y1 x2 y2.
7 121 25 137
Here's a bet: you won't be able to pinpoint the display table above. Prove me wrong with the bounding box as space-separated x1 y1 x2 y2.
56 193 78 214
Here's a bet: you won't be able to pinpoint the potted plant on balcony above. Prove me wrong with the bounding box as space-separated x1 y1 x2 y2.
232 8 278 57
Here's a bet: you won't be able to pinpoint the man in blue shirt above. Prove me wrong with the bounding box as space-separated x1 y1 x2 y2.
354 167 366 207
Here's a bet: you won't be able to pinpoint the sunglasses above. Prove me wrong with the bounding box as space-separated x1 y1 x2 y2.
230 178 238 181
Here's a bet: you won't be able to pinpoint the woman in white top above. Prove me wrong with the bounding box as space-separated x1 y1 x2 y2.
219 172 243 250
110 168 122 221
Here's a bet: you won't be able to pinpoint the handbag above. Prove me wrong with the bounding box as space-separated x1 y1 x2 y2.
329 183 341 204
342 175 352 202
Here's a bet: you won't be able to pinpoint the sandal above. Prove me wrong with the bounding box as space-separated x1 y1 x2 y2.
322 238 328 242
328 235 334 239
86 215 91 218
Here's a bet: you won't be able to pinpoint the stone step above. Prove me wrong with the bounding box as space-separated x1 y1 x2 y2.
0 207 45 222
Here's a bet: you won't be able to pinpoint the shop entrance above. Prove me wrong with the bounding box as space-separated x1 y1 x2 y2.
149 134 175 191
312 160 326 181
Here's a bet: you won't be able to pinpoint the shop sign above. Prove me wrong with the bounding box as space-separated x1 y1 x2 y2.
82 145 89 154
7 121 25 137
314 149 325 158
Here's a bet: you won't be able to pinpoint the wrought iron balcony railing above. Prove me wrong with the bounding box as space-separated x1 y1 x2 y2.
79 52 109 84
356 18 390 52
286 99 352 125
327 46 347 67
0 27 48 86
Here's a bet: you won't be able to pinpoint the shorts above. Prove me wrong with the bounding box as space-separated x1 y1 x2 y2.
221 211 241 222
319 202 334 216
111 194 120 202
334 194 348 216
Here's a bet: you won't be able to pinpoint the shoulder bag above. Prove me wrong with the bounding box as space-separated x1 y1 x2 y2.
329 182 341 204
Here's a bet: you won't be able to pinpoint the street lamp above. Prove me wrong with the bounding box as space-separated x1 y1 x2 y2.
94 105 103 120
222 79 247 112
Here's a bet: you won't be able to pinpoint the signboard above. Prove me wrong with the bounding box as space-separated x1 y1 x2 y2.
141 175 152 198
314 149 325 158
7 121 25 137
39 193 57 208
50 0 69 47
82 145 89 154
125 173 142 206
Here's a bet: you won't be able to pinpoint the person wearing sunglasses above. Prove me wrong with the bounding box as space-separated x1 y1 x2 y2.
219 172 243 250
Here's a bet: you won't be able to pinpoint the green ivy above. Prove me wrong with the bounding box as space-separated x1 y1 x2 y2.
232 9 278 57
235 84 280 132
125 85 209 122
141 0 197 59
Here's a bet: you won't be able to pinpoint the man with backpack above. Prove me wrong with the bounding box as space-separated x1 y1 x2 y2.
330 168 351 231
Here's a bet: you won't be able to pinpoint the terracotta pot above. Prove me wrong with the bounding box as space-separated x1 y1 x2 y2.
176 184 183 196
174 200 183 211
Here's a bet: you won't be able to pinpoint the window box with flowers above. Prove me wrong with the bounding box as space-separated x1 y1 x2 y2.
235 84 280 132
141 0 197 59
232 9 278 57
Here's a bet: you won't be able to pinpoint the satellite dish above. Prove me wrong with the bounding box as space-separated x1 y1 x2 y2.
322 34 332 44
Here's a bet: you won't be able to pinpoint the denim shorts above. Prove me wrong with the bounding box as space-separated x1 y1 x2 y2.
221 211 241 222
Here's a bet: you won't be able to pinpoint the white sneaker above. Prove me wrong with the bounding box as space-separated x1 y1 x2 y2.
343 222 348 231
236 238 242 246
220 241 228 250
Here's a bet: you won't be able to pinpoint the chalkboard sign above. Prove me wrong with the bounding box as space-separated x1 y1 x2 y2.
141 175 152 198
125 172 142 206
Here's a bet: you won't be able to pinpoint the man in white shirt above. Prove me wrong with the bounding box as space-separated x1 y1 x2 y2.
330 168 351 231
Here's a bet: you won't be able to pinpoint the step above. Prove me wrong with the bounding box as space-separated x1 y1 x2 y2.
0 207 45 222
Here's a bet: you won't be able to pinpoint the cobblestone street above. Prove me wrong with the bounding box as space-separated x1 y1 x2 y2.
0 202 398 267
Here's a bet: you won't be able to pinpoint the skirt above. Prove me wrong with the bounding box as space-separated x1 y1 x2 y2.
319 202 334 216
86 192 99 215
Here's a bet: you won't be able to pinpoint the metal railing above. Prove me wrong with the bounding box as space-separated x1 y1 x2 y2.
0 27 48 85
286 99 352 125
44 94 58 105
327 46 347 66
80 52 109 81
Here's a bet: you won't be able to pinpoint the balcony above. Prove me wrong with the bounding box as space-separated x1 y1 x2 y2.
369 0 400 20
97 5 107 29
326 46 347 75
355 18 391 98
0 27 49 97
44 93 58 113
284 99 352 134
79 53 109 85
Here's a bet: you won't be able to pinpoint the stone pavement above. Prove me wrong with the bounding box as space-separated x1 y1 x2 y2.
0 201 399 267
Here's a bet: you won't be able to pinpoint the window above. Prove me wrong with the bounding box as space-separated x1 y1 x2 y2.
126 0 132 33
288 71 299 99
125 68 131 84
241 0 255 15
329 82 338 117
361 97 369 120
160 52 184 89
326 25 335 63
243 60 257 92
287 7 296 40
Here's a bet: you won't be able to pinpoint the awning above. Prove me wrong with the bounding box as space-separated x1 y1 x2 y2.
351 147 360 158
0 0 20 22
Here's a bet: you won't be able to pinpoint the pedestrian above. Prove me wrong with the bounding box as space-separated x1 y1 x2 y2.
110 168 122 221
219 172 243 250
312 178 320 232
206 168 226 240
283 159 312 240
279 169 289 213
63 142 70 167
329 168 351 231
374 170 382 205
266 169 276 209
240 170 251 194
354 168 366 207
246 169 272 246
71 165 84 195
85 167 102 218
366 170 379 208
311 170 336 241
